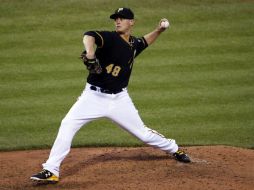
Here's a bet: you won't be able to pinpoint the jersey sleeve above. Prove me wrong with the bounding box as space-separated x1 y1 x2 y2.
134 37 148 57
84 31 112 48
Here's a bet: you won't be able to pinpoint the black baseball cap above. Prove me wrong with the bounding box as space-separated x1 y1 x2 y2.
110 8 134 20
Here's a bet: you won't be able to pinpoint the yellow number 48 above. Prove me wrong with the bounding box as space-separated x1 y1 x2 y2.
106 64 121 77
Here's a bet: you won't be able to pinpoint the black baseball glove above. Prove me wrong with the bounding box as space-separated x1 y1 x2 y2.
80 51 102 74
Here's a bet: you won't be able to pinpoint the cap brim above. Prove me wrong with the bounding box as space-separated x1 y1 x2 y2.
110 13 124 19
110 13 133 19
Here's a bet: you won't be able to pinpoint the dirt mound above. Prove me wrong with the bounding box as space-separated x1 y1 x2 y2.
0 146 253 190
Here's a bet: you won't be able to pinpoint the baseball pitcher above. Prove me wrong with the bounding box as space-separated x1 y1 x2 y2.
31 7 191 184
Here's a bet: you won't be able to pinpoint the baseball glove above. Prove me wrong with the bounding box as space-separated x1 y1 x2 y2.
80 51 102 74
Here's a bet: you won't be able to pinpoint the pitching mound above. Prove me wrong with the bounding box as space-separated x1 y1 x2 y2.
1 146 253 190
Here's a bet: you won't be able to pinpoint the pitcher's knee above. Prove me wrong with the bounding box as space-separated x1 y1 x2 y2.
59 117 82 134
60 117 71 127
61 116 83 126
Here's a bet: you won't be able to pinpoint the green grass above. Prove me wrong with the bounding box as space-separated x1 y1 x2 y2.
0 0 254 150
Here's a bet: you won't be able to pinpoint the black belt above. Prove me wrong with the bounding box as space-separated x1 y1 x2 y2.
90 85 123 94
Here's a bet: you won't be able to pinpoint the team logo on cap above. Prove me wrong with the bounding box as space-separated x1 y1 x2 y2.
118 8 123 12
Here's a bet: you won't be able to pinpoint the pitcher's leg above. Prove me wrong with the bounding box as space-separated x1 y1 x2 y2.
42 89 106 176
42 117 89 177
108 93 178 154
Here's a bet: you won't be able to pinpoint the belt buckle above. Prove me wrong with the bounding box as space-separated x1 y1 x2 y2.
101 89 111 94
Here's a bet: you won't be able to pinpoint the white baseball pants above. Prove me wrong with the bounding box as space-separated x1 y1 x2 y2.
43 83 178 177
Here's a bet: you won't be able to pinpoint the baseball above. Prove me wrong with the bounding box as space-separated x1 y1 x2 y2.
160 20 170 28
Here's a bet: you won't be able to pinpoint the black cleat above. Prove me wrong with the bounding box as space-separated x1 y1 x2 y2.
173 150 191 163
30 169 59 184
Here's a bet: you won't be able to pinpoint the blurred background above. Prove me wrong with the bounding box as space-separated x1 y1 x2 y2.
0 0 253 150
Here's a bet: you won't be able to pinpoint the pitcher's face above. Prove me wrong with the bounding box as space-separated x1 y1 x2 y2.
114 17 134 34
